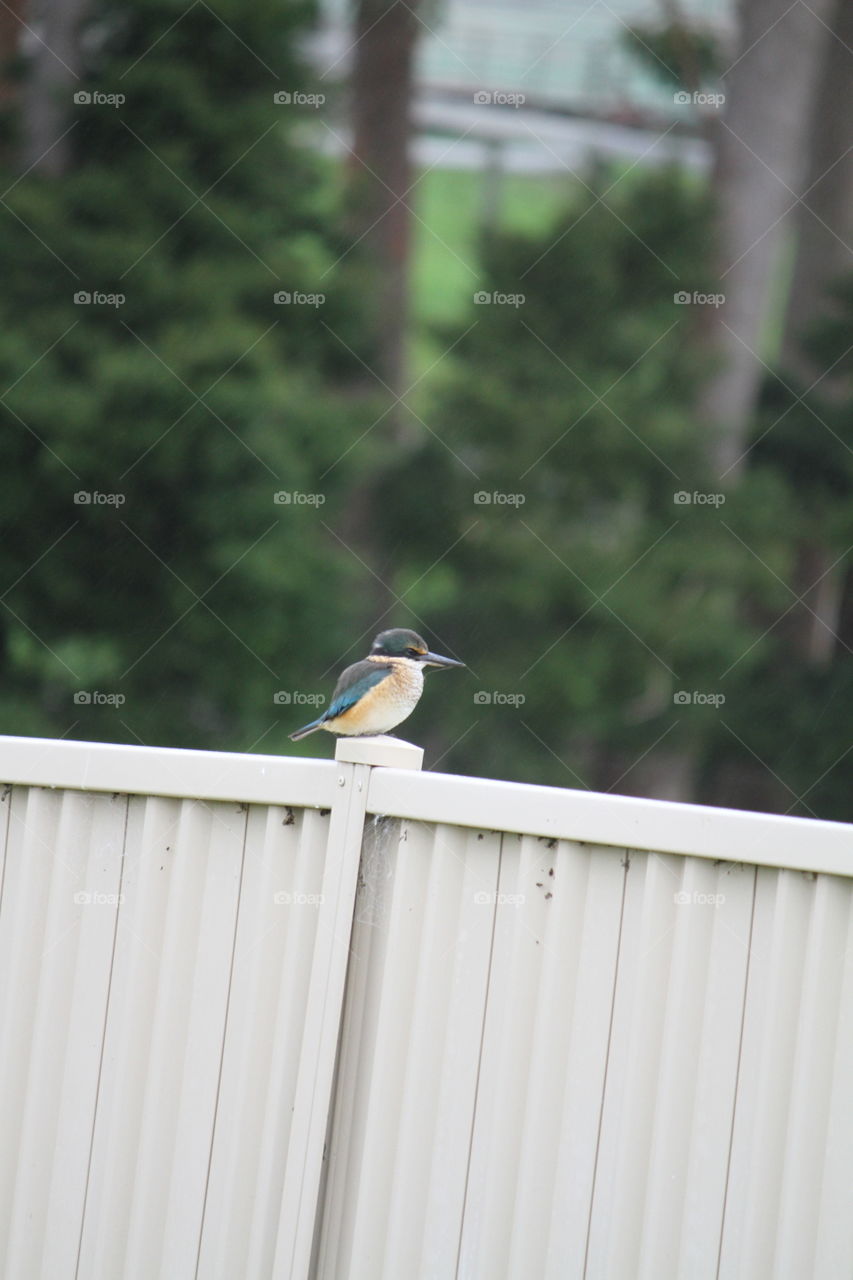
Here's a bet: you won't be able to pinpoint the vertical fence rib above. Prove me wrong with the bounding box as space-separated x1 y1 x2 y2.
274 760 371 1279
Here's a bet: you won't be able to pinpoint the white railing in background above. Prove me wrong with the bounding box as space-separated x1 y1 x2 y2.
0 732 851 1279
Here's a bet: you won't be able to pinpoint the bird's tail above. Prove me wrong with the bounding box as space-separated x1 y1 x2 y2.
288 718 324 742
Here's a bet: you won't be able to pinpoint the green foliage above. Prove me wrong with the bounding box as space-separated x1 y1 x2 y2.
396 166 853 819
0 0 376 749
621 21 724 90
735 284 853 820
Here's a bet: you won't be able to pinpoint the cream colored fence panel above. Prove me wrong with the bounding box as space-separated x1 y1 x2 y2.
328 758 853 1280
77 794 247 1278
458 834 627 1279
585 851 755 1279
0 738 345 1280
197 804 331 1279
0 786 127 1280
719 867 853 1279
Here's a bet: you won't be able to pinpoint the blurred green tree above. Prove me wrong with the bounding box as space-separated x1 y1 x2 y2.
401 167 853 820
0 0 373 748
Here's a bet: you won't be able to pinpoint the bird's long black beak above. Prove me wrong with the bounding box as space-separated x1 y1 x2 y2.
423 650 465 669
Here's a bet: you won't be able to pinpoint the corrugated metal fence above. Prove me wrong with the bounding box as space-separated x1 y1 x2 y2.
0 733 851 1279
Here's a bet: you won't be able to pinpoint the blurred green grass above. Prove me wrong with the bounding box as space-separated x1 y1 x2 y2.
410 164 569 371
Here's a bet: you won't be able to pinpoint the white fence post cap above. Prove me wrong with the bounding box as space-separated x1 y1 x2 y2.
334 735 424 770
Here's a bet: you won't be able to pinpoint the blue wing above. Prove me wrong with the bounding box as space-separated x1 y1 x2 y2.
288 660 393 741
325 660 392 721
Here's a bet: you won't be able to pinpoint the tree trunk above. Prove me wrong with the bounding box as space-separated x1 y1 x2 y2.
337 0 421 623
699 0 834 480
0 0 26 106
347 0 420 400
779 0 853 392
20 0 91 176
647 0 834 805
776 0 853 665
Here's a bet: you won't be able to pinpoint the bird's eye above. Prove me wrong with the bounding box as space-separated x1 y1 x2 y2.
405 647 420 657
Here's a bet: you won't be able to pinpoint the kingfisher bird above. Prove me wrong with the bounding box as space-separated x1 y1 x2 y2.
288 628 464 741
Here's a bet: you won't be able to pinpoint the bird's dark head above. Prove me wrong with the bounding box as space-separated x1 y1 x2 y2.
369 628 464 670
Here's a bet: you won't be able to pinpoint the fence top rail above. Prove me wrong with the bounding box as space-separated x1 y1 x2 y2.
0 734 850 877
0 733 337 809
366 765 853 878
